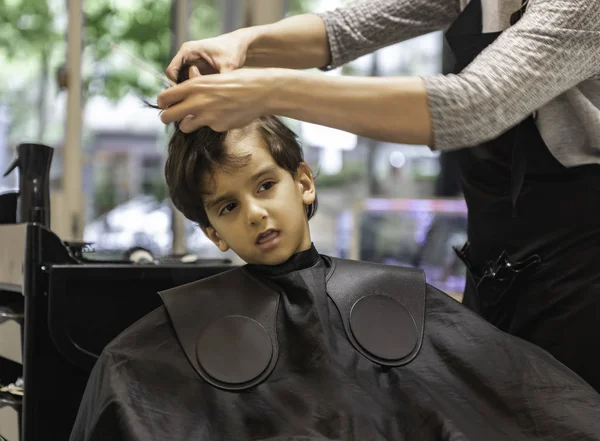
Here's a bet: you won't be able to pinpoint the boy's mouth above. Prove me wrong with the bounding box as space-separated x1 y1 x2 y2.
256 229 280 247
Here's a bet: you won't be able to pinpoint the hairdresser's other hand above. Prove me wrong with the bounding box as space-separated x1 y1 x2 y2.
158 66 279 133
166 31 250 81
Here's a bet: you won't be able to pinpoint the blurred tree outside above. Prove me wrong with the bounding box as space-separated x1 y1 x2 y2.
0 0 62 144
0 0 221 147
142 174 168 202
0 0 322 212
0 0 320 154
286 0 317 16
94 175 117 214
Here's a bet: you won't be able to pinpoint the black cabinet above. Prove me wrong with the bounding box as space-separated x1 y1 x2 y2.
0 224 232 441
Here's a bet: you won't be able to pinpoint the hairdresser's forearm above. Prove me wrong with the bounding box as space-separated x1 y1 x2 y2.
268 69 433 146
238 14 331 70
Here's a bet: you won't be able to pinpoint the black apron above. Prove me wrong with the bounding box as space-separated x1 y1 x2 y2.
71 247 600 441
446 0 600 392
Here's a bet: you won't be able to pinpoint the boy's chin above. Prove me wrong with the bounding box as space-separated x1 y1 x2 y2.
240 250 295 266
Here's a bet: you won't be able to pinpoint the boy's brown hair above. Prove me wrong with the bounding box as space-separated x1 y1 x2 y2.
164 116 318 228
151 65 318 228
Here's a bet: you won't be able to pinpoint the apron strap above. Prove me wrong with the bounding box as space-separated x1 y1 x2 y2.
509 1 531 217
510 123 526 217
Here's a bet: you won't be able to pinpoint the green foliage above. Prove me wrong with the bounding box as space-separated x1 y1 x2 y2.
1 0 220 103
315 161 365 189
286 0 351 16
82 0 218 102
0 0 61 58
189 0 219 40
142 174 168 202
0 0 312 148
94 176 117 215
286 0 316 16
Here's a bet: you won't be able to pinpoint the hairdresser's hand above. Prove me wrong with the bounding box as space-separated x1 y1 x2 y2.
166 31 251 81
158 65 280 133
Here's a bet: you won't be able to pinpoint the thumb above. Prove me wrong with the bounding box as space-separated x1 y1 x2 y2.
189 65 201 78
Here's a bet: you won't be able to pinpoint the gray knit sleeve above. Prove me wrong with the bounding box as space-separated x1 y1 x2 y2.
423 0 600 150
316 0 461 70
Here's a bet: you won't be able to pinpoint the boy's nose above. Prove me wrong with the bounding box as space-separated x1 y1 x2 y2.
246 201 268 225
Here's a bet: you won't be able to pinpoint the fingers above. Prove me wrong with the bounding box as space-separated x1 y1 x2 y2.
157 82 189 110
166 47 186 82
157 70 204 127
159 93 202 126
158 66 203 108
165 65 180 83
189 65 201 78
179 114 202 133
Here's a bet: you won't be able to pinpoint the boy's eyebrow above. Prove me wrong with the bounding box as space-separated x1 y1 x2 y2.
250 164 279 183
204 192 234 211
204 164 280 211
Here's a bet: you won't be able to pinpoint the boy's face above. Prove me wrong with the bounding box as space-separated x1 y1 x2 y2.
202 129 316 265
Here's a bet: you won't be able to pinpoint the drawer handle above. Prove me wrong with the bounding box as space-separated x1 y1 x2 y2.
0 307 23 325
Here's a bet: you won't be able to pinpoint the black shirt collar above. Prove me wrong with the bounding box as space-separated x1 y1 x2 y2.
246 244 320 277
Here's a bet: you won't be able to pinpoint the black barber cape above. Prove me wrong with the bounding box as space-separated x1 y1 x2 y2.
70 246 600 441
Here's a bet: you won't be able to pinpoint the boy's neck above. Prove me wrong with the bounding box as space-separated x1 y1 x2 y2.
246 243 319 276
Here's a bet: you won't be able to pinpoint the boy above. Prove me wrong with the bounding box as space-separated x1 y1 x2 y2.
70 116 600 441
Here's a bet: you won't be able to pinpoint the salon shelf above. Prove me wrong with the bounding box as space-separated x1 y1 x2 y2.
0 297 24 365
0 320 22 365
0 225 27 294
0 393 21 410
0 392 21 441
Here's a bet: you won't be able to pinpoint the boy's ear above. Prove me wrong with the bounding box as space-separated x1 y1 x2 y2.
296 162 316 206
202 226 230 252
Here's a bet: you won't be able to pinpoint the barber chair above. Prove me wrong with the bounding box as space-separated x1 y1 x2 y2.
0 144 234 441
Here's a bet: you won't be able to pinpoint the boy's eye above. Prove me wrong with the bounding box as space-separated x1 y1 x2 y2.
259 181 275 192
220 202 237 215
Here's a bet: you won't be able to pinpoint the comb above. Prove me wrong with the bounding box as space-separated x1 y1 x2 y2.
110 42 177 87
